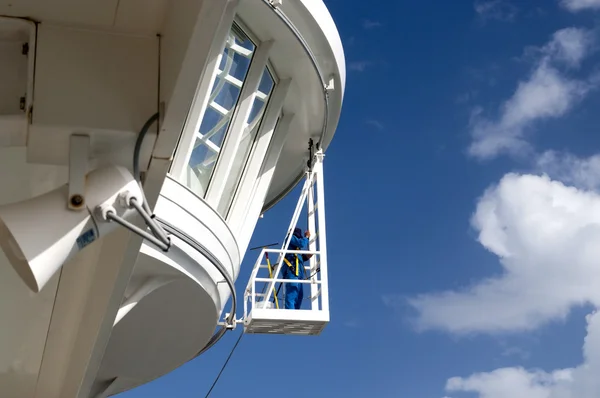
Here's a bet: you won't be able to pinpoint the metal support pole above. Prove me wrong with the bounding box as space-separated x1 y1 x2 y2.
68 134 90 210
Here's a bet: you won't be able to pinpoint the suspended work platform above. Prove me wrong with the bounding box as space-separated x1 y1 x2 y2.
243 248 329 335
243 146 329 336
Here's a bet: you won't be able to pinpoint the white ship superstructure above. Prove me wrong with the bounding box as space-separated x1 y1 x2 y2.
0 1 345 397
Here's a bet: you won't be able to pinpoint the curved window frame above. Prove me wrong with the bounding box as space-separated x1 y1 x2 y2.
168 16 292 243
217 61 279 217
170 20 258 198
203 24 276 211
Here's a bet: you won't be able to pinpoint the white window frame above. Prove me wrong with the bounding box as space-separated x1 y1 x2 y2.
226 77 291 229
169 20 245 179
219 62 283 217
234 112 295 256
169 18 256 183
204 38 274 208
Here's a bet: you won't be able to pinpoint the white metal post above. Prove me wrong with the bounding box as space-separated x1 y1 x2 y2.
307 182 318 310
314 151 329 314
263 171 313 304
244 283 248 322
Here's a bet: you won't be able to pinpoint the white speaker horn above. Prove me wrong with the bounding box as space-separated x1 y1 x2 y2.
0 165 142 293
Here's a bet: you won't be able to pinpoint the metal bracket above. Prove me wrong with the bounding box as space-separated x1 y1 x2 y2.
307 138 321 172
68 134 90 211
325 76 335 92
306 138 314 171
219 313 243 330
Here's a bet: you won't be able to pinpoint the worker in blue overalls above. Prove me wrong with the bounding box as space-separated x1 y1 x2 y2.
283 227 311 310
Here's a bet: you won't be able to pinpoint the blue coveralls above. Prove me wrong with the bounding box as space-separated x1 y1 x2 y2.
283 233 308 310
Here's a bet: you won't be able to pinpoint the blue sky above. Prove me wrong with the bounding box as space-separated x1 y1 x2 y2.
120 1 600 397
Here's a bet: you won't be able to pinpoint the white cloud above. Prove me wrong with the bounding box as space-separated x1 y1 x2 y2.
561 0 600 12
541 28 595 67
362 19 383 29
348 60 372 72
474 0 518 22
468 28 596 160
537 151 600 191
398 173 600 334
445 311 600 398
366 119 384 130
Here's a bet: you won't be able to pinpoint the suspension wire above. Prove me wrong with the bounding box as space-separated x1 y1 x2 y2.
203 331 244 398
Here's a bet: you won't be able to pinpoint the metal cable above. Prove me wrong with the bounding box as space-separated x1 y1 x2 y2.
203 331 244 398
133 112 160 215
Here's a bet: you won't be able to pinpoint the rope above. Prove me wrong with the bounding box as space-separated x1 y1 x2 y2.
203 331 244 398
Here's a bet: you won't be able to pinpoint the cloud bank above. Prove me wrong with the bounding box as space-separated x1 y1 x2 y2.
468 28 597 160
445 311 600 397
474 0 518 22
402 172 600 334
561 0 600 12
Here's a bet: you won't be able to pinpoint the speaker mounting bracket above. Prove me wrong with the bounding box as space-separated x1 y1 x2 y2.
68 134 90 211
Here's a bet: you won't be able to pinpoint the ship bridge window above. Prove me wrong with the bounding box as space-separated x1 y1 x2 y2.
217 66 276 216
184 24 256 197
172 18 284 230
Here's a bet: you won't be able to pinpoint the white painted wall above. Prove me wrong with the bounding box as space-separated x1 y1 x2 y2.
31 24 159 134
159 0 207 108
0 41 27 116
0 147 67 398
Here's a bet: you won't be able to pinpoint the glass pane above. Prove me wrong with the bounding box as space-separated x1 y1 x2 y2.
183 24 256 197
217 67 276 216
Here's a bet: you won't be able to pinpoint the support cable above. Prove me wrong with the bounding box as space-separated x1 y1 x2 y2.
133 112 159 215
202 331 244 398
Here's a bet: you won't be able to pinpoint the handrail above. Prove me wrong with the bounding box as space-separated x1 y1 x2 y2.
245 247 322 319
254 278 320 284
244 248 321 294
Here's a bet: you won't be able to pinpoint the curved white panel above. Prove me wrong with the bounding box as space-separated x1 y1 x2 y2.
0 250 59 398
95 278 217 395
295 0 346 96
156 176 240 280
93 175 243 393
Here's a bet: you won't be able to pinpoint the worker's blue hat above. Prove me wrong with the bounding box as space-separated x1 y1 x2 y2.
293 227 302 238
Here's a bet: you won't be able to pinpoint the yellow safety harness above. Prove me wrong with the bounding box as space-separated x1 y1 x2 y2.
283 255 300 277
265 253 279 309
271 247 303 307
